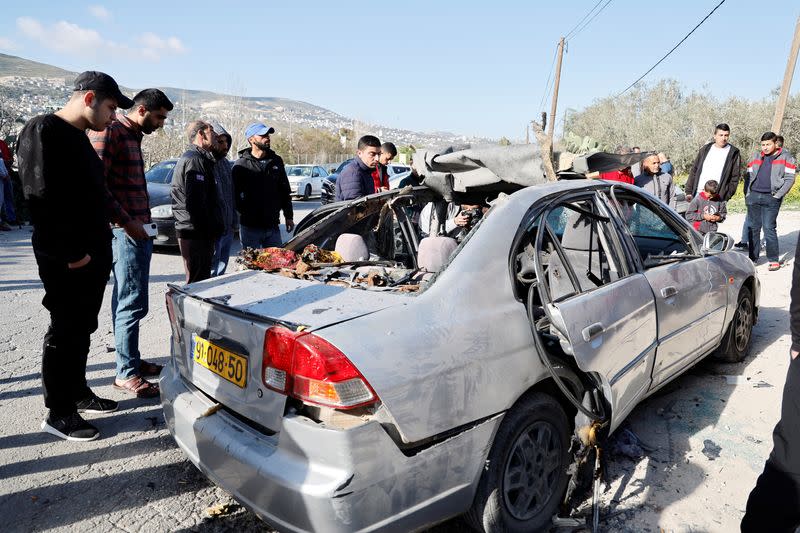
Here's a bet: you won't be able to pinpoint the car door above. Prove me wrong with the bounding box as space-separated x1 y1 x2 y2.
602 189 728 389
532 192 658 429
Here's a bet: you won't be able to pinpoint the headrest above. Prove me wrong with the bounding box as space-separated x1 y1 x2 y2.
335 233 369 262
417 236 458 273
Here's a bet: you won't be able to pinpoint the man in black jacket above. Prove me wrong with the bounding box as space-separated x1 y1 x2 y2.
16 71 134 442
741 233 800 531
233 123 293 249
171 120 224 283
685 123 741 202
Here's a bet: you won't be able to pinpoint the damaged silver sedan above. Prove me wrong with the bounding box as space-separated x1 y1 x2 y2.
160 176 757 532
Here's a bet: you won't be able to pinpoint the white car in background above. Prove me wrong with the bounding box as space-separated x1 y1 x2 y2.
285 164 329 200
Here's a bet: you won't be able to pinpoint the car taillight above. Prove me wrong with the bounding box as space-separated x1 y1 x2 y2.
165 289 182 343
262 326 377 409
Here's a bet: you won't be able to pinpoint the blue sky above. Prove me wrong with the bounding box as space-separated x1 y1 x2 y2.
0 1 797 139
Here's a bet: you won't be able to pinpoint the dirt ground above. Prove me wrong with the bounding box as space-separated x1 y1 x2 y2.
0 209 797 532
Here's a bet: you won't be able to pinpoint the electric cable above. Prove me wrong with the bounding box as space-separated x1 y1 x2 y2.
564 0 605 41
617 0 727 96
567 0 614 42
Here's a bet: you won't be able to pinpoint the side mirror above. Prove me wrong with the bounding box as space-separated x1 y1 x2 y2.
702 231 733 253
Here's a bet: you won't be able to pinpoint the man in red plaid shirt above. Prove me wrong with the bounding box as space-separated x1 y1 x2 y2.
88 88 173 399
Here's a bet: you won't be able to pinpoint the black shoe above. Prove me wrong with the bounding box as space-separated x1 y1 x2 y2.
734 242 748 250
76 395 118 414
41 413 99 442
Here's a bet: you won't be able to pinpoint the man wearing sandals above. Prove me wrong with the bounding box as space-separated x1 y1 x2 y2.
744 132 796 271
16 72 133 441
89 89 173 398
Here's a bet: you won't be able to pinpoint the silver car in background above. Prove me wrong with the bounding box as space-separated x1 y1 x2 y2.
161 180 757 532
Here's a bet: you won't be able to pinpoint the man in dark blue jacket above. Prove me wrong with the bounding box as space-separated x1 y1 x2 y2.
335 135 381 201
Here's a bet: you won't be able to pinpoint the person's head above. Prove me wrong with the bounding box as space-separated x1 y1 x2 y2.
379 142 397 165
642 154 661 175
128 88 173 134
632 146 641 153
357 135 381 168
210 123 231 159
69 71 134 131
761 131 778 155
713 123 731 148
704 179 719 196
245 122 275 152
776 135 784 148
186 120 216 151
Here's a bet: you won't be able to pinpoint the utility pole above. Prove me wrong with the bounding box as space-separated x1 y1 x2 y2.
772 14 800 134
547 36 566 141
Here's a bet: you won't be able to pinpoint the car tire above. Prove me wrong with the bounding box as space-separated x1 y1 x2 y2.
713 285 754 363
302 184 311 201
465 392 570 533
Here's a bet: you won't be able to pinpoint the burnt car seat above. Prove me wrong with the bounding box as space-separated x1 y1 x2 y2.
547 212 615 301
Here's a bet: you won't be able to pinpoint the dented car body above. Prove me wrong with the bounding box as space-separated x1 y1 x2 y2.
161 180 758 532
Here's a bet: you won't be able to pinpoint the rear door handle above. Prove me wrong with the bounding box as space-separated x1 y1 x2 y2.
582 323 605 342
661 286 678 298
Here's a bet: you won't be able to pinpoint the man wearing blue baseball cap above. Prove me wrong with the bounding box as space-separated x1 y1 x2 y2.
232 122 293 249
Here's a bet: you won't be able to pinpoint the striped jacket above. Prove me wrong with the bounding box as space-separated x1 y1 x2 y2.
746 147 797 199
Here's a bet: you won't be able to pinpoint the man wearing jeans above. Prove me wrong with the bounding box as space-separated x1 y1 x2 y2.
89 88 173 398
210 123 235 276
233 123 294 249
744 132 796 271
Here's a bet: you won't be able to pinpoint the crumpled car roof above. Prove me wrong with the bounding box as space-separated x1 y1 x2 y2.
411 144 547 203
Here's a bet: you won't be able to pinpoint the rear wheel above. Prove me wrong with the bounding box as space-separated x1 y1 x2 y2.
713 285 754 363
465 393 570 533
302 184 312 201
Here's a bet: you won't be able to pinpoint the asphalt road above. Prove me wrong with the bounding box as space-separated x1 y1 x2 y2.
0 209 797 532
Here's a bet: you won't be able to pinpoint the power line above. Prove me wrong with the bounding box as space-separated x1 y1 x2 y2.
567 0 614 42
538 43 559 111
617 0 727 96
564 0 605 41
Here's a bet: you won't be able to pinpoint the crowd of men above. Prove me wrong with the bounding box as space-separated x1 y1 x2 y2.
6 70 800 529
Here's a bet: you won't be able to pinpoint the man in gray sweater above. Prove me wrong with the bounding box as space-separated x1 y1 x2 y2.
634 153 677 209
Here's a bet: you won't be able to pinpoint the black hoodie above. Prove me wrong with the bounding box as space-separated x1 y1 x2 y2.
232 147 292 229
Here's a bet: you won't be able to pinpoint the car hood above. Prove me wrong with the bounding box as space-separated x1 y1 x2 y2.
175 270 409 329
147 182 171 206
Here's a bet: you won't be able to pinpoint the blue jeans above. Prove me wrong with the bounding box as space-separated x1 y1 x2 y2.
240 225 282 249
111 228 153 379
0 177 12 222
211 230 234 276
745 192 782 262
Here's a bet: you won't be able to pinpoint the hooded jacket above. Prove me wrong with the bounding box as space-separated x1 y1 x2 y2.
685 142 741 201
745 147 796 199
685 191 726 234
232 147 292 229
171 144 224 239
210 123 236 232
634 171 677 208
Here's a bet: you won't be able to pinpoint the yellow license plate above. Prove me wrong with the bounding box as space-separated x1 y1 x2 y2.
193 335 247 388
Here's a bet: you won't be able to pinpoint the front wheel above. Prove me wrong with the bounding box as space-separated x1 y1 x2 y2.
713 285 754 363
465 392 570 533
302 184 311 201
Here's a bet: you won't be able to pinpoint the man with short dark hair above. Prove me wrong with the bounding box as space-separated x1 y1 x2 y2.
233 123 293 249
210 123 235 276
336 135 381 201
372 141 397 192
16 71 134 441
743 131 796 271
685 123 741 202
171 120 224 282
88 88 173 399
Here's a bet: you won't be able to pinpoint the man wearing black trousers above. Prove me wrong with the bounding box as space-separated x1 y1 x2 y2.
16 71 134 441
741 233 800 531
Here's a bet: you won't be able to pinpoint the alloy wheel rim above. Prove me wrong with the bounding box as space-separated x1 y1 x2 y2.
734 296 753 352
502 420 561 521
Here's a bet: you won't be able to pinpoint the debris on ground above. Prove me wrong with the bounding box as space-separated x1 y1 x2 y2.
701 439 722 461
205 503 239 517
608 428 655 459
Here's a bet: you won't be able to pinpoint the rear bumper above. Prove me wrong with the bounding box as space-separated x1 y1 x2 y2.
152 217 178 246
160 364 501 532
